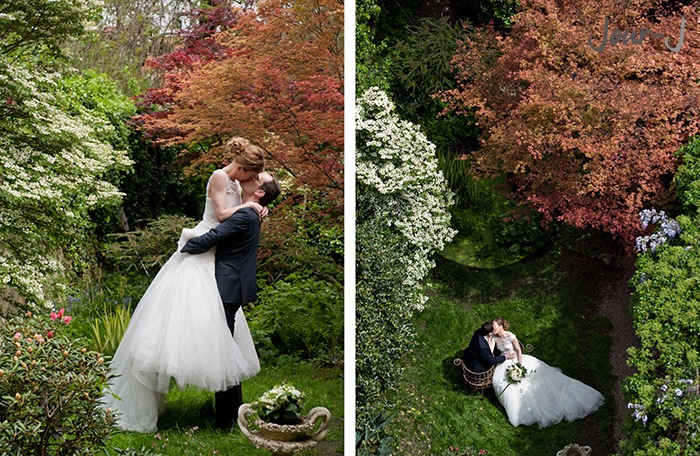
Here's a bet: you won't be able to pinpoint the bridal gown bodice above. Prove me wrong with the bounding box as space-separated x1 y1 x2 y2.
495 334 515 354
177 177 241 249
102 175 261 432
491 334 604 429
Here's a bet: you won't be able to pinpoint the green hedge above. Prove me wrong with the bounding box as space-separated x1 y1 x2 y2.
622 137 700 455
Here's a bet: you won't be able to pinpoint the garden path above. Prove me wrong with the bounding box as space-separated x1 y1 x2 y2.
594 253 640 454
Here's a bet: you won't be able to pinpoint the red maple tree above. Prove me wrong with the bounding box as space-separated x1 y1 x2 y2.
441 0 700 244
135 0 343 193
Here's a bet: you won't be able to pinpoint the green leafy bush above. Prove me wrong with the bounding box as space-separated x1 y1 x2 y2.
356 220 417 429
258 193 344 284
355 412 395 456
675 135 700 213
624 218 700 455
622 144 700 454
356 88 455 431
253 272 343 360
103 215 195 280
0 310 116 454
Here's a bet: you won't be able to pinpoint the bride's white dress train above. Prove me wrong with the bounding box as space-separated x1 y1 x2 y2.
493 335 604 428
101 178 260 432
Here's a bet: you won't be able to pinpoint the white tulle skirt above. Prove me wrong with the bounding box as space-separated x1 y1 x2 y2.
100 226 260 432
493 355 604 429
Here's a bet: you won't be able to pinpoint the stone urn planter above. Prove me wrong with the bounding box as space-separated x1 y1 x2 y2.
556 444 592 456
238 403 331 456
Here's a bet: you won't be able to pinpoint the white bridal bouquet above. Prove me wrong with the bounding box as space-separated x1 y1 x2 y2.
499 363 535 396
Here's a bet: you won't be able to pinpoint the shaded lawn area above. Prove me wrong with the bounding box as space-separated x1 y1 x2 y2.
105 358 344 455
388 250 618 455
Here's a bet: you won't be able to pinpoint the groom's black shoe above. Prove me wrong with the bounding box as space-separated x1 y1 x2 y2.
213 420 234 431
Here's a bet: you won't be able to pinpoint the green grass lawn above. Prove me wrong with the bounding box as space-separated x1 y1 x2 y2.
105 357 344 455
386 250 617 455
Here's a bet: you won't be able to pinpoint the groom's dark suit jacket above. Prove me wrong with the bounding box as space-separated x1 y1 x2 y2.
462 328 506 373
181 207 260 304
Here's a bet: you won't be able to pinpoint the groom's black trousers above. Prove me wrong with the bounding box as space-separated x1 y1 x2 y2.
215 302 243 428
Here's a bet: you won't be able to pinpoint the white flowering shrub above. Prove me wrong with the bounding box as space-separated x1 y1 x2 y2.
356 87 456 311
0 61 133 310
356 87 456 428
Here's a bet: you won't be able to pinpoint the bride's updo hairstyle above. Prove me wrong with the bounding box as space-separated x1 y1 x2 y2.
224 136 265 173
494 317 510 331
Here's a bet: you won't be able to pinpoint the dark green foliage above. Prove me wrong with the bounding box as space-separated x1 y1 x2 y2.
674 135 700 214
56 70 205 234
356 0 393 95
355 220 416 429
438 156 489 208
0 311 116 454
482 210 554 259
392 16 467 97
356 412 396 456
391 17 479 154
259 193 344 284
452 0 520 29
0 0 100 64
253 272 343 361
118 135 207 230
102 215 195 280
443 162 555 263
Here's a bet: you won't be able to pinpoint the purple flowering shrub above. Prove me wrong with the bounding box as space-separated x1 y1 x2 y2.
635 209 682 254
0 310 116 454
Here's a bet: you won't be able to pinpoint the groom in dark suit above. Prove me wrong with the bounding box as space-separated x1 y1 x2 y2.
462 321 515 372
181 172 281 430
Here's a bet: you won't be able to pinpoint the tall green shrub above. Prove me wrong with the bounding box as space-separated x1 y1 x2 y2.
253 272 343 360
623 139 700 455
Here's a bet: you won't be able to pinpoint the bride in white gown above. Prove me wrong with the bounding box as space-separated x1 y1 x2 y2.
491 317 605 428
101 138 266 432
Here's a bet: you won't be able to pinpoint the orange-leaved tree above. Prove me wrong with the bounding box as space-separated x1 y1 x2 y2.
441 0 700 244
136 0 344 193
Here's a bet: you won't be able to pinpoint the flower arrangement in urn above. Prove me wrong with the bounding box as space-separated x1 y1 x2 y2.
239 384 331 454
250 383 307 425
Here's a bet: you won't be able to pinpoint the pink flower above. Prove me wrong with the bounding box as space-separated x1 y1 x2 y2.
13 332 21 341
50 312 57 321
64 316 72 324
58 308 65 318
47 332 54 339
